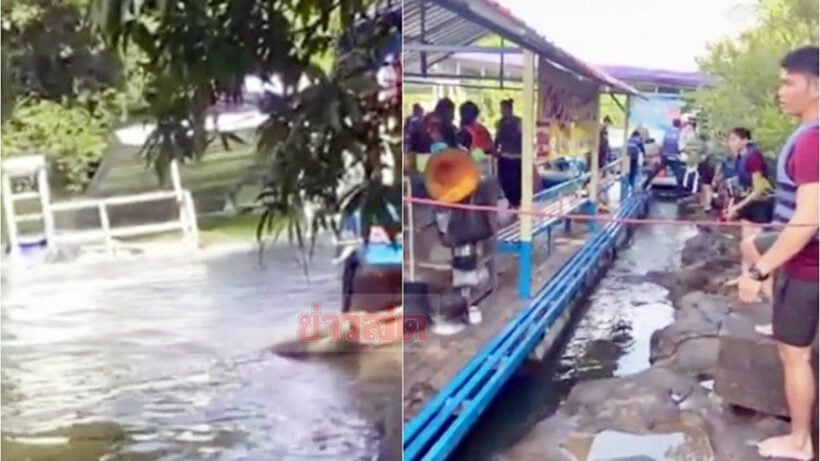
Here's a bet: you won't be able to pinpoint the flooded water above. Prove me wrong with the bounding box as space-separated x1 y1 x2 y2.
1 240 400 460
452 201 698 460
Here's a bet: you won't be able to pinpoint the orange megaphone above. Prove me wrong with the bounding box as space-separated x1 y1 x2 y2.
423 148 480 203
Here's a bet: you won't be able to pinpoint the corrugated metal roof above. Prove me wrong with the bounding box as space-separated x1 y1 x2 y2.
403 0 643 97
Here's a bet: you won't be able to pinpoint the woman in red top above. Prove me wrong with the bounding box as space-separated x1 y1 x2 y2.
459 101 493 154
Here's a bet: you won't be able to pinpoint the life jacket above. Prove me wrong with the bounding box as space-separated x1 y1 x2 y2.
661 127 680 157
736 143 768 190
772 120 819 241
626 136 643 160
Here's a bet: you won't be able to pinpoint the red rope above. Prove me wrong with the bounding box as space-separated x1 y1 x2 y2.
402 194 817 229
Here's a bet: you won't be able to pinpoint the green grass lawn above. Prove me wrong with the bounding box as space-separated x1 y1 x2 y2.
197 212 267 246
97 134 259 198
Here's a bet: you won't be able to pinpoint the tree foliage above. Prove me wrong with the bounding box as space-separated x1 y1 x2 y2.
89 0 402 250
693 0 819 154
1 0 149 192
1 99 109 193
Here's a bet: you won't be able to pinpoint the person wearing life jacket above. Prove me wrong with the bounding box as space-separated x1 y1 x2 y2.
625 130 645 189
405 103 429 153
723 127 775 258
641 118 686 196
495 99 524 209
737 46 819 461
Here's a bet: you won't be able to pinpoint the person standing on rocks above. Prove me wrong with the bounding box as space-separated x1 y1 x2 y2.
737 45 819 461
724 127 775 283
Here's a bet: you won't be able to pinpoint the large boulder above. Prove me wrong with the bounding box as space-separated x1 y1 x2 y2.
714 312 819 417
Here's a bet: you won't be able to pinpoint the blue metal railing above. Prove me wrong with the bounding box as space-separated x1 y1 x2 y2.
403 191 648 461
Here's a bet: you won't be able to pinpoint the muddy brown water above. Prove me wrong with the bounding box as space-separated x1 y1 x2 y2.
1 241 400 460
451 201 702 460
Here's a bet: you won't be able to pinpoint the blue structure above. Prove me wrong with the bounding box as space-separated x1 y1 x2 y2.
403 188 650 461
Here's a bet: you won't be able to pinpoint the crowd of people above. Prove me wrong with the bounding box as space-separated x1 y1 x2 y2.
404 97 541 209
627 46 818 461
406 45 818 461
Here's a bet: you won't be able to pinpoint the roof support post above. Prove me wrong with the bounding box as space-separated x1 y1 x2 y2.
588 91 601 232
518 48 536 299
420 0 428 76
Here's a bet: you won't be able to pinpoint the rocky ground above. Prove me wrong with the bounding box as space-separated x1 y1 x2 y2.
498 200 817 461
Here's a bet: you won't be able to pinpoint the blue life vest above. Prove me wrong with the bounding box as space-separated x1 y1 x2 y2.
626 136 643 160
736 144 765 190
661 127 680 157
721 156 739 179
772 120 819 239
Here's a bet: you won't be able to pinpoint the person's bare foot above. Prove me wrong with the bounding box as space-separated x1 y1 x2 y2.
757 434 813 460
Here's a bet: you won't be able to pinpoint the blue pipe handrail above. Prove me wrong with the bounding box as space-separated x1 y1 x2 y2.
404 192 647 461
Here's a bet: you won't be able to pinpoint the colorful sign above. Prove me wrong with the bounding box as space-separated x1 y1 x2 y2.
628 94 686 142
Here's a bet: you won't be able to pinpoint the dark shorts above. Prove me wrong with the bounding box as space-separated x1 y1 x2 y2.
698 161 715 185
737 197 774 224
754 232 819 347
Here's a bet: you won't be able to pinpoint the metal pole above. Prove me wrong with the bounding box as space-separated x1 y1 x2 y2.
588 92 601 232
621 94 632 201
37 165 56 251
518 49 536 299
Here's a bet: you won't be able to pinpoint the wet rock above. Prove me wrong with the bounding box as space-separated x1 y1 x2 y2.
650 316 716 360
649 298 722 377
677 291 731 323
500 366 791 461
714 312 819 418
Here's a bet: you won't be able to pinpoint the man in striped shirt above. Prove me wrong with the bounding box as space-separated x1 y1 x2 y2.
738 46 819 461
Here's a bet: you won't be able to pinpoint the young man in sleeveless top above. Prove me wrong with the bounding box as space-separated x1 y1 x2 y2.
737 46 819 461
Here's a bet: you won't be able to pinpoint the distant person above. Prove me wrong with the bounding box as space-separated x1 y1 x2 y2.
641 118 685 196
495 99 523 209
678 115 698 151
459 101 493 162
737 45 819 461
434 98 469 149
625 130 645 188
598 115 612 173
405 104 429 153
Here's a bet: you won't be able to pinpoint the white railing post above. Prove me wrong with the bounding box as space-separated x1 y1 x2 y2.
1 171 20 257
183 190 199 248
37 165 56 251
98 202 114 255
404 175 415 282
